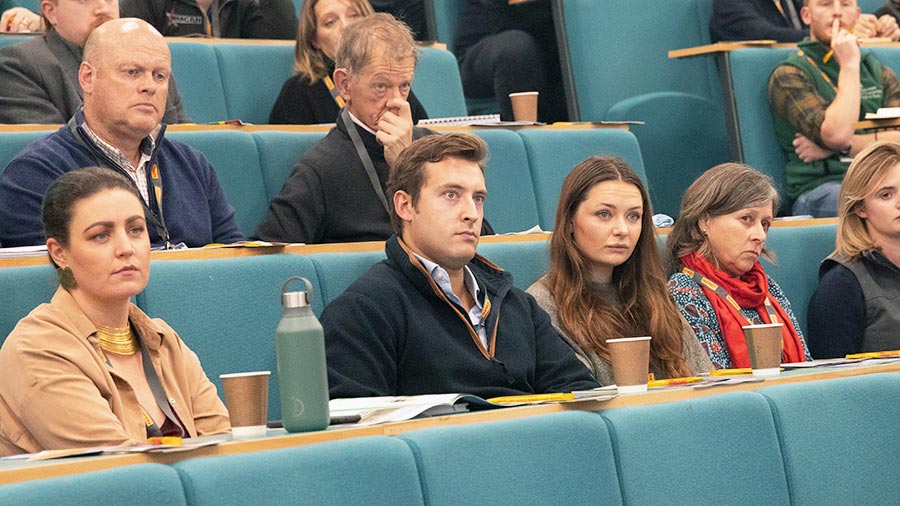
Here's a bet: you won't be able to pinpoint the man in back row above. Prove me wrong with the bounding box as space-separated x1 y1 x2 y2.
769 0 900 217
323 133 598 398
0 0 189 124
0 18 242 248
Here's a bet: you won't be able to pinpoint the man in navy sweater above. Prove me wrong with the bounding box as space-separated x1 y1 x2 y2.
0 18 242 248
322 133 598 398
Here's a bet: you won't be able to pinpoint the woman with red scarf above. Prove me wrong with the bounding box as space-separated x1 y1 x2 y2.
666 163 811 369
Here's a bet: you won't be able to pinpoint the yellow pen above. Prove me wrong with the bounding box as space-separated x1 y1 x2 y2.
845 350 900 359
487 392 575 404
709 368 752 376
647 376 704 388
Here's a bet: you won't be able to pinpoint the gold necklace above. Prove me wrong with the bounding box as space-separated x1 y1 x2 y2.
97 324 138 356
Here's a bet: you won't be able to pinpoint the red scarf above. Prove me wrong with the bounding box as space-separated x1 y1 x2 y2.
681 252 806 367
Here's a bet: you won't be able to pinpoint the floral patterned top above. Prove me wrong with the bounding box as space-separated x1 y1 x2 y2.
667 272 812 369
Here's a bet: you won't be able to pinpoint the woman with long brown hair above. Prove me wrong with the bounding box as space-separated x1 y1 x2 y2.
527 156 712 385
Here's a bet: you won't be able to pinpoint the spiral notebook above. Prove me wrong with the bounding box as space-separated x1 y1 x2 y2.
418 114 502 127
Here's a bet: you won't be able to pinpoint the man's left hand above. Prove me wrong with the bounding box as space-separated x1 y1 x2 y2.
793 133 834 163
377 98 414 168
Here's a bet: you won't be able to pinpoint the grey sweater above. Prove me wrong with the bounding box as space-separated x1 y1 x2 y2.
526 276 713 386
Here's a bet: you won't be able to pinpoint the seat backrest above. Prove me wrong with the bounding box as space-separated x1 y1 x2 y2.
398 411 623 506
477 238 550 290
758 373 900 506
0 34 34 49
517 128 645 230
166 130 269 238
135 254 322 421
168 42 230 123
730 47 796 197
252 130 328 202
0 264 58 348
213 43 296 124
0 463 188 506
429 0 461 52
174 436 425 506
307 250 387 310
0 130 54 177
413 46 468 118
471 129 541 233
858 0 886 12
601 391 791 506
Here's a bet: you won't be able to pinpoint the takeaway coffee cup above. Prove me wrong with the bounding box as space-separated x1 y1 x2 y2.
742 324 783 377
220 371 270 437
607 336 652 394
509 91 539 122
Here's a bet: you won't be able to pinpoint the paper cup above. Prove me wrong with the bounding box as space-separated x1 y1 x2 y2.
509 91 539 122
607 336 652 393
220 371 270 437
742 324 783 377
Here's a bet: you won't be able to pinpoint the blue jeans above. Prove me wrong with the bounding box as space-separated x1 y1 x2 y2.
792 181 841 218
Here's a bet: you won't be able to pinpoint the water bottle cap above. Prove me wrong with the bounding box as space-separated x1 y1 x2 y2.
282 290 309 308
281 277 314 308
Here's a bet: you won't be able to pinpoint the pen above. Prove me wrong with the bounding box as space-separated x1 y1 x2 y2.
647 376 704 388
487 392 575 404
845 350 900 359
709 368 752 376
4 13 15 32
823 28 853 64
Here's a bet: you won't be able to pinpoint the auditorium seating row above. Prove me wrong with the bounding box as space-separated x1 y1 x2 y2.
0 221 838 421
5 371 900 506
0 126 645 238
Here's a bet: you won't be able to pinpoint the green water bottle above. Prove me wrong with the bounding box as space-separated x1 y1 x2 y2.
275 277 330 432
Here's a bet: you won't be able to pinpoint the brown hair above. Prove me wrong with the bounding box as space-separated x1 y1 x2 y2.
335 12 418 76
294 0 375 80
387 133 487 233
545 156 692 378
835 141 900 258
667 162 780 267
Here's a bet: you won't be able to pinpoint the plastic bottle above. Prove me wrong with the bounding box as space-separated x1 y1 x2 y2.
275 277 330 432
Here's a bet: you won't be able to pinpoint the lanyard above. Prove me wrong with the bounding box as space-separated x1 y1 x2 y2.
340 108 391 215
799 50 838 92
324 76 346 108
681 267 780 325
773 0 786 17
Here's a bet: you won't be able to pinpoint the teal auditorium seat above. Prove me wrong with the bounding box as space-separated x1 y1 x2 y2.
761 222 836 336
858 0 887 12
729 47 795 201
0 463 188 506
0 34 33 49
601 391 791 506
0 129 51 176
398 411 623 506
174 436 425 506
518 128 645 230
168 42 229 124
307 250 387 313
758 373 900 506
167 130 269 238
135 255 322 421
251 130 327 201
472 129 541 233
553 0 729 216
412 47 468 118
213 43 296 124
478 238 550 290
0 264 57 347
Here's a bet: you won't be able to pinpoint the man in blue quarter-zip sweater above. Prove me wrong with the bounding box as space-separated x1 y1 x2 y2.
322 133 598 399
0 18 242 249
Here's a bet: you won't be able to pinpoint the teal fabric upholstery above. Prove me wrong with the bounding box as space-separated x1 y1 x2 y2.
0 264 57 347
601 391 791 506
168 42 229 123
760 223 836 335
0 463 187 505
606 91 730 217
413 46 467 118
471 128 541 233
0 130 51 176
518 128 645 230
398 411 623 506
0 34 32 49
859 0 887 12
167 130 269 238
729 47 795 200
477 238 550 290
307 250 387 311
135 254 322 421
758 373 900 506
251 130 327 201
213 43 296 124
430 0 460 51
174 436 425 506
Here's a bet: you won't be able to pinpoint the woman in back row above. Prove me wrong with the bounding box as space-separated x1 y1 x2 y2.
527 156 712 385
269 0 428 124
